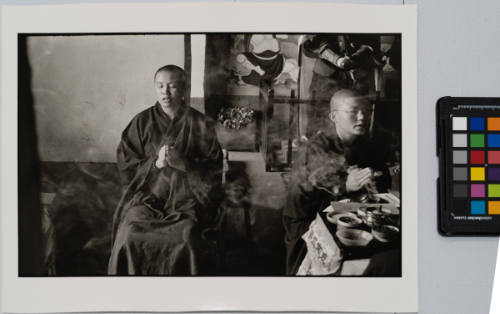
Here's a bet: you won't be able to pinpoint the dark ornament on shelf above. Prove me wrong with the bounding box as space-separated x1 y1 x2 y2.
217 106 256 130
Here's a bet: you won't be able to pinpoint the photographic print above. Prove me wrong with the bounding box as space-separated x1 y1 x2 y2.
19 33 401 277
3 3 417 313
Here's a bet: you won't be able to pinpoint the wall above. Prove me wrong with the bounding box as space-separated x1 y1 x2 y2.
28 35 185 162
414 0 500 313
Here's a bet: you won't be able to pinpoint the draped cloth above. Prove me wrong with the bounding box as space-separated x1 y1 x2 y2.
241 51 285 85
108 103 222 275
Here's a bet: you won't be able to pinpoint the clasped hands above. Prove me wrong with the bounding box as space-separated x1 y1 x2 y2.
155 145 185 171
345 166 379 193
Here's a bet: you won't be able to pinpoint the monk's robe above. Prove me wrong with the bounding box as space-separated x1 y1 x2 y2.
283 126 394 275
108 103 223 275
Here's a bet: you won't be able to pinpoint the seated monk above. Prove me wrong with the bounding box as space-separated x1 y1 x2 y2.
283 89 396 275
108 65 223 275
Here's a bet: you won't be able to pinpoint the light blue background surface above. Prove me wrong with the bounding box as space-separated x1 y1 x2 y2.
414 0 499 313
1 0 499 313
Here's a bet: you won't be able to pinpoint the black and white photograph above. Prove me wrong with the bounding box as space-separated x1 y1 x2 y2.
18 32 402 277
3 3 418 312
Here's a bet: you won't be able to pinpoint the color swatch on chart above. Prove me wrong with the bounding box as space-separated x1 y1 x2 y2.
452 116 500 215
437 98 500 235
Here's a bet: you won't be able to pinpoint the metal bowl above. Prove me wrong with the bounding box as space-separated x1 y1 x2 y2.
372 224 400 243
336 228 373 247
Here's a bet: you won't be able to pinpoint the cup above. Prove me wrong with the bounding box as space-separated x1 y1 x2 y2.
336 214 363 231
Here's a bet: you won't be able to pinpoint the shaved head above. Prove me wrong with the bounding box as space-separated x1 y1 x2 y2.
154 65 186 111
329 89 372 142
330 89 370 112
154 64 186 87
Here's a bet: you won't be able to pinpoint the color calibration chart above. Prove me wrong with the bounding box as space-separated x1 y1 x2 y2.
437 98 500 235
452 116 500 216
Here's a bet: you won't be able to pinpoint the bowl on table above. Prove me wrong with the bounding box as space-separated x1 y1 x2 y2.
371 224 400 243
336 215 363 230
326 212 359 225
357 206 379 220
363 209 390 228
335 228 373 247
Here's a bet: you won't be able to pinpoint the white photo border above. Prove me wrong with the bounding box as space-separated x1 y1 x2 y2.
1 3 418 313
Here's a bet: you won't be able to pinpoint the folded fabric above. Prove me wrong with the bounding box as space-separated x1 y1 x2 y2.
296 213 343 275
